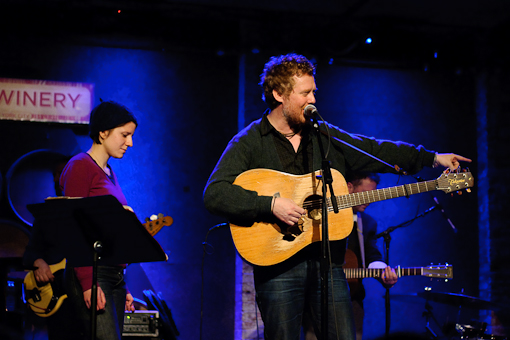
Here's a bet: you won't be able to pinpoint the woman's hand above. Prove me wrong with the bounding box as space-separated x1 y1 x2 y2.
83 286 106 310
33 258 54 284
125 293 135 312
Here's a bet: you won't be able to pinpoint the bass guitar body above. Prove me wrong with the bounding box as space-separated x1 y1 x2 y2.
24 259 67 317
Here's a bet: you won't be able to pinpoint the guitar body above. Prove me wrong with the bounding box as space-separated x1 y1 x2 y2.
231 168 353 266
344 249 363 296
24 259 67 317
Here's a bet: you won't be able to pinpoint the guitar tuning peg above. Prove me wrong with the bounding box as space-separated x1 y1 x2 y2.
150 214 158 221
466 188 471 193
157 213 164 218
145 217 150 222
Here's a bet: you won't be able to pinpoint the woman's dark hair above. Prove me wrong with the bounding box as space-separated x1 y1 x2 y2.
88 100 137 144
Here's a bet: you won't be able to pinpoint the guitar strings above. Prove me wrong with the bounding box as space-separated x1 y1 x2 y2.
300 179 443 212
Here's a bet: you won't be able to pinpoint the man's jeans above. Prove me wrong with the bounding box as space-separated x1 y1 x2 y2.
255 259 356 340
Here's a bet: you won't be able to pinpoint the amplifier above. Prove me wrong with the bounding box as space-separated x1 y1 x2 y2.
122 310 160 337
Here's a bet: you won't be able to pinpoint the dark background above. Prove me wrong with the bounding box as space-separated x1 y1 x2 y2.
1 1 509 339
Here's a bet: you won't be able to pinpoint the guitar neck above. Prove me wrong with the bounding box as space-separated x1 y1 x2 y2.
344 266 425 279
335 179 438 209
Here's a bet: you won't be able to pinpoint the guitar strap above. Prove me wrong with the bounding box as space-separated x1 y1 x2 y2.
355 212 366 269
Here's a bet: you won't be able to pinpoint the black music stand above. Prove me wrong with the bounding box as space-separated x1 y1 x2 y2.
27 195 167 340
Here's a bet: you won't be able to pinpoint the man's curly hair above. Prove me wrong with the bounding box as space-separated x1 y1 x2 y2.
259 53 316 110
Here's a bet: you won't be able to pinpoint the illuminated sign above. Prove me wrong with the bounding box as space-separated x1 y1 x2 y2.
0 78 94 124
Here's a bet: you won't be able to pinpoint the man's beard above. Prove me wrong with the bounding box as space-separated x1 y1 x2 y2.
282 106 306 131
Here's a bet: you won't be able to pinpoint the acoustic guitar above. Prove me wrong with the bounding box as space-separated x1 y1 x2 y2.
230 168 473 266
343 249 453 295
24 214 172 317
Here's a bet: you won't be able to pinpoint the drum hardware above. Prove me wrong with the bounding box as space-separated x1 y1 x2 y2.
391 288 505 339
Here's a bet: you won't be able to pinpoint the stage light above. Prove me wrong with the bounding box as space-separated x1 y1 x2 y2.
434 51 438 59
365 37 372 44
328 58 334 65
251 48 260 54
118 9 121 14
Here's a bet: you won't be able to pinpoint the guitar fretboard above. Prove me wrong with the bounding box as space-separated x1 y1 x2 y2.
344 266 425 279
332 179 439 210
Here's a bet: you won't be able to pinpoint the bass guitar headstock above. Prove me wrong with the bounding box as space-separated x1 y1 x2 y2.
143 213 173 236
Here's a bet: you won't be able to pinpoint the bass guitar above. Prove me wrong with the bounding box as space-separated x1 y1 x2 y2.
24 214 172 317
24 259 67 317
231 168 473 266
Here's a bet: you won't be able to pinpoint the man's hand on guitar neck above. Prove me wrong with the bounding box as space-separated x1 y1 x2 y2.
369 261 398 289
33 258 54 284
381 267 398 288
272 197 306 226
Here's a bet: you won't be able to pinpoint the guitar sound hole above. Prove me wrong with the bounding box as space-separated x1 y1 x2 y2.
304 194 322 221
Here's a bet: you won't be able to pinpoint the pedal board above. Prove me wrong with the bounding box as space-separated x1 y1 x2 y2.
122 310 159 337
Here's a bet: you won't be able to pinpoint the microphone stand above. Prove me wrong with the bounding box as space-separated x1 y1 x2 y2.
308 106 407 339
374 204 439 339
307 105 448 339
310 114 339 340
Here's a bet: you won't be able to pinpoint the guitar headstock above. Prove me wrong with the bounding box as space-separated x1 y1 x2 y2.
143 213 173 236
423 264 453 279
436 168 474 194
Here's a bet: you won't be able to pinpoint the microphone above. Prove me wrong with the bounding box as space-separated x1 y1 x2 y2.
433 197 457 233
304 104 318 118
